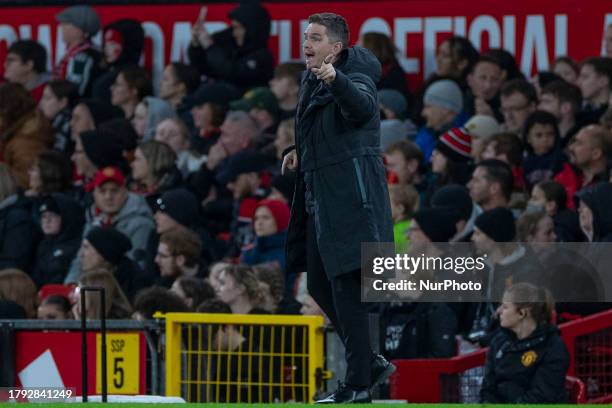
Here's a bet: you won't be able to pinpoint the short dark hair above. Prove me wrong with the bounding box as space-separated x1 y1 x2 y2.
118 65 153 100
581 57 612 88
133 286 189 319
536 180 567 211
385 140 424 163
196 298 231 314
476 159 514 200
40 294 71 313
47 80 79 109
169 62 201 94
554 56 579 75
522 110 560 150
8 40 47 73
308 13 349 48
484 49 522 80
471 55 503 73
446 36 479 79
174 276 215 311
274 61 306 84
501 79 538 104
486 133 524 167
541 80 582 114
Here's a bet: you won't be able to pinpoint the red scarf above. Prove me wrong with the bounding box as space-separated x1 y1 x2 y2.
55 42 92 79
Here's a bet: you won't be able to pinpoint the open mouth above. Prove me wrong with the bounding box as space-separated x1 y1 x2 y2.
304 51 315 62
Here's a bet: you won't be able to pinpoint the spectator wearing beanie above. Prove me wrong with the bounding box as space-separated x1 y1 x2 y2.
379 89 417 150
188 1 274 91
65 166 154 283
231 87 281 135
54 5 102 96
80 226 150 300
73 127 128 182
70 99 123 140
416 79 467 161
31 193 84 287
241 199 290 271
92 19 145 104
268 172 296 206
426 127 474 206
463 115 501 161
431 183 482 243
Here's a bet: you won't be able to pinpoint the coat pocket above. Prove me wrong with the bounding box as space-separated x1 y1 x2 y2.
352 157 370 208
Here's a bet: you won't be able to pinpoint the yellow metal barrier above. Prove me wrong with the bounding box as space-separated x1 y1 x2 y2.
160 312 325 403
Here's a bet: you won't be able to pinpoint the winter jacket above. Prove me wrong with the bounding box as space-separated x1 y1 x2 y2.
241 230 287 270
553 208 582 243
55 42 102 97
554 163 608 209
1 110 54 188
414 112 468 162
575 182 612 242
64 192 154 283
92 19 145 103
31 193 84 287
187 1 274 91
0 194 41 273
522 149 566 191
481 324 569 403
286 46 394 279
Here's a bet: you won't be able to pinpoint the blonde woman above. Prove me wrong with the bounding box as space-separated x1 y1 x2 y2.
73 268 133 319
0 268 38 318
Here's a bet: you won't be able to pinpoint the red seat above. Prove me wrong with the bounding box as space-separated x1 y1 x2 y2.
565 375 586 404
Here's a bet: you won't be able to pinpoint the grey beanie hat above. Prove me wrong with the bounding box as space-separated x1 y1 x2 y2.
56 5 101 37
379 89 408 118
423 79 463 113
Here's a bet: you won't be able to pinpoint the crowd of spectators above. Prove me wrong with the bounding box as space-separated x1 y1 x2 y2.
0 2 611 403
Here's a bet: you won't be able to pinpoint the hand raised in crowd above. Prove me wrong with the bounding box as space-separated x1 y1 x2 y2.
281 150 298 175
311 54 336 84
474 97 494 117
206 141 228 170
191 6 213 49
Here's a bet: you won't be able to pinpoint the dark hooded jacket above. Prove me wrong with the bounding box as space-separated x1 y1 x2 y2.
187 1 274 91
285 46 394 279
92 19 145 103
0 194 41 273
481 324 569 403
31 194 84 287
575 182 612 242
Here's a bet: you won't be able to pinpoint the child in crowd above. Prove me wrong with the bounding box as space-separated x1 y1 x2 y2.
522 111 565 190
388 184 419 253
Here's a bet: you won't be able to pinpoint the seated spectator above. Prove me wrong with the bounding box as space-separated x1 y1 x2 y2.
528 180 582 242
155 118 205 177
466 56 505 121
92 19 145 104
132 285 189 320
207 261 229 292
69 99 123 139
155 227 204 287
432 36 479 87
26 150 73 198
170 276 215 310
130 140 182 209
500 79 537 134
0 83 53 188
188 83 239 155
384 140 431 201
530 71 563 98
38 80 79 153
158 62 201 129
72 127 128 183
188 1 274 91
31 194 84 287
231 87 280 135
0 268 38 318
517 210 556 261
241 199 290 272
522 111 565 190
361 32 411 97
253 263 301 314
417 79 466 160
538 80 584 145
37 294 72 320
0 164 41 273
554 124 610 206
54 5 102 96
111 66 153 120
428 127 474 204
73 269 133 319
388 184 419 253
552 56 579 84
575 182 612 242
481 283 569 403
480 133 525 196
431 184 481 242
132 97 176 141
65 167 155 283
78 226 149 300
379 89 417 150
216 264 266 314
468 159 514 211
485 49 524 82
463 115 501 161
269 61 304 120
272 119 295 163
4 40 51 103
578 57 612 123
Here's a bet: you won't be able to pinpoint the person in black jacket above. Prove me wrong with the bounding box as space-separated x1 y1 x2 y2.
188 1 274 91
281 13 394 403
31 194 84 287
575 182 612 242
481 283 569 404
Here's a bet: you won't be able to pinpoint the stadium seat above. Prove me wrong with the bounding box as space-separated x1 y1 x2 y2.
565 376 586 404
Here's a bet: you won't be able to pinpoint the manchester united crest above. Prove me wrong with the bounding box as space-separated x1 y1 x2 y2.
521 350 538 367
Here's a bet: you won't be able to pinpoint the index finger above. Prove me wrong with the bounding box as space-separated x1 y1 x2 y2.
324 54 334 65
198 6 207 22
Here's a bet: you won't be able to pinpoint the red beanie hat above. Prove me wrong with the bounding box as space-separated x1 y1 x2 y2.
256 199 290 232
436 127 472 162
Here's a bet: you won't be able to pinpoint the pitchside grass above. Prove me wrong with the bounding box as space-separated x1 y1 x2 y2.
0 404 586 407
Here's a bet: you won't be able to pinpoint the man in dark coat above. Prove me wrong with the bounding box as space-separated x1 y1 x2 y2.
281 12 394 403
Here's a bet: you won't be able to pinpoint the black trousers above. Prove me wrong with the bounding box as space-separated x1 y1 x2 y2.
306 215 372 388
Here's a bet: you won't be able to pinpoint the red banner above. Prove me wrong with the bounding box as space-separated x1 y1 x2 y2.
0 1 610 89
